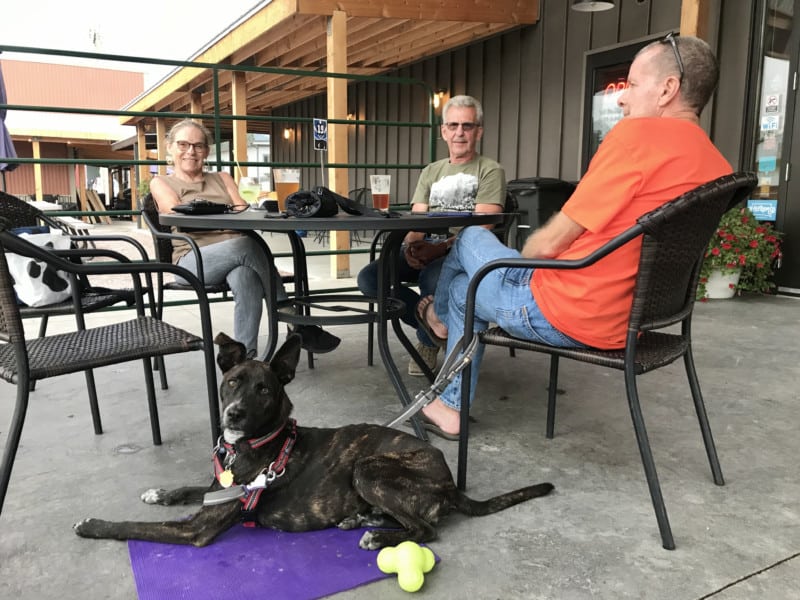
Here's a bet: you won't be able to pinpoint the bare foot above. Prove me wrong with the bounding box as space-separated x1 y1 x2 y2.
416 295 448 340
421 398 460 436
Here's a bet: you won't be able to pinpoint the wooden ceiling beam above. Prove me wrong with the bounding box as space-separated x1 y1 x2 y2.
295 0 537 24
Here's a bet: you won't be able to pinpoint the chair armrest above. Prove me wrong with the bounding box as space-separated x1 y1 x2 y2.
461 223 645 342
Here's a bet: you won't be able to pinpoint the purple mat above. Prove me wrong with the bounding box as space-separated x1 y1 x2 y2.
128 525 391 600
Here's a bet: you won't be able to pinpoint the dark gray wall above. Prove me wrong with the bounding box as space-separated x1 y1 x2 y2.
275 0 749 201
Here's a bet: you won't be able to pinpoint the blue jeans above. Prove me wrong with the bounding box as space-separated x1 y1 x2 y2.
357 252 444 347
435 226 585 410
176 235 286 356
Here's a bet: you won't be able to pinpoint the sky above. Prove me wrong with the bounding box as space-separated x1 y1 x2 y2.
0 0 263 87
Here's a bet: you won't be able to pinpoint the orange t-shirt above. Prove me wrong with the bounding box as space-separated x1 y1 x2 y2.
531 117 733 349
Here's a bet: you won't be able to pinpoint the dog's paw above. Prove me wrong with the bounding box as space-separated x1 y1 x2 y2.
358 530 382 551
141 488 168 504
74 518 101 538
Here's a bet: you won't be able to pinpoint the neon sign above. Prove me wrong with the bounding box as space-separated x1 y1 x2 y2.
604 79 629 95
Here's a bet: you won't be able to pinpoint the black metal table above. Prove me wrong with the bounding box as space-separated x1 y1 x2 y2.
160 208 504 439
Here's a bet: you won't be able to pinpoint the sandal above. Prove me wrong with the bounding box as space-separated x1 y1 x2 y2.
415 297 448 349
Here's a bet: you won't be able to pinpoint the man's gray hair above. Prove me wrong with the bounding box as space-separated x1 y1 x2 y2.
641 35 720 114
442 95 484 125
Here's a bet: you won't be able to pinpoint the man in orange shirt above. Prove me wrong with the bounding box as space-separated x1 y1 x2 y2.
416 34 733 440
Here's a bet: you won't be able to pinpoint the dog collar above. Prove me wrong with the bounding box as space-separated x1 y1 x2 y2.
213 419 293 483
205 420 298 525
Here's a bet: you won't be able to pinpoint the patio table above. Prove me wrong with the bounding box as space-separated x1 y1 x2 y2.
160 207 503 439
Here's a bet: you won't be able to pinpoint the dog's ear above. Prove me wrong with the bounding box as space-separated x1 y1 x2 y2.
269 333 303 385
214 332 248 373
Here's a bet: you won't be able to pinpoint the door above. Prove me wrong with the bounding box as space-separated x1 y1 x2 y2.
751 0 800 290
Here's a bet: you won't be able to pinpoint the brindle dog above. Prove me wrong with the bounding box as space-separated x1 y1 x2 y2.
74 333 554 549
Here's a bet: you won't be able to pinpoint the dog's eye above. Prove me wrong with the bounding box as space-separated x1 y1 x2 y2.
256 384 269 395
227 379 237 388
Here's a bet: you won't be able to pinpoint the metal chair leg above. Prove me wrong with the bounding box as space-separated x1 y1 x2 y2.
624 367 675 550
84 370 103 435
141 358 162 445
0 383 30 516
684 350 724 485
546 355 559 439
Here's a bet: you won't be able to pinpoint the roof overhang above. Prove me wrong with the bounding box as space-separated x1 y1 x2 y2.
122 0 538 127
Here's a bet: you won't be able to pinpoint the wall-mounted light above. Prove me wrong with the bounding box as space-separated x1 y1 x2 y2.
571 0 614 11
283 127 292 140
432 89 448 110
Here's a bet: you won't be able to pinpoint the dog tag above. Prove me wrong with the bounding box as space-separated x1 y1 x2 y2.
203 486 246 506
218 469 235 488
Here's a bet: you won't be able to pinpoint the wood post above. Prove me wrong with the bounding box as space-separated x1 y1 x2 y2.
327 10 351 278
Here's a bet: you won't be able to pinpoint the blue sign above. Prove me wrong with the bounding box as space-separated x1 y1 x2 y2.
313 118 328 141
747 199 778 221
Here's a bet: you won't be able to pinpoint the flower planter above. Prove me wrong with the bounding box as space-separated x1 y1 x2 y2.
704 268 741 299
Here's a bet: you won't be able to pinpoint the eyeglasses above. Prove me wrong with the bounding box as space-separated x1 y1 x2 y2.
443 122 480 132
175 141 209 152
660 32 684 83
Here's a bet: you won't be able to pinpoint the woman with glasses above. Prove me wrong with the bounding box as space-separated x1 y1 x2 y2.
150 118 340 359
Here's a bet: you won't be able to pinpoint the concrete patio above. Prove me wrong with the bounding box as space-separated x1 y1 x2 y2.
1 222 798 599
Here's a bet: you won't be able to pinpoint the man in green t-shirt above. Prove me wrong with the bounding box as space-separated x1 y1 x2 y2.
357 95 506 378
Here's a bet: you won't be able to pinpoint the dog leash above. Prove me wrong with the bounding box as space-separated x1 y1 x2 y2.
383 334 479 429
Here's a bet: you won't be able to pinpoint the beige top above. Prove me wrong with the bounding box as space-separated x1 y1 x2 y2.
157 172 241 263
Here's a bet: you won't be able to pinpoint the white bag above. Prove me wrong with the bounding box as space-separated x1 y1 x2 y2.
7 230 73 307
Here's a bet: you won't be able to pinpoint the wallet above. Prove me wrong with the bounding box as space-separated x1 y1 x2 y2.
172 199 230 215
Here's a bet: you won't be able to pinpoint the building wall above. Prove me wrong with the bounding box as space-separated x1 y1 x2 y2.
274 0 748 203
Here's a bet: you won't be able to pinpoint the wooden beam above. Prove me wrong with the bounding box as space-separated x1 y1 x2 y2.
32 138 42 202
136 124 149 208
296 0 538 24
232 71 249 180
156 118 168 176
327 10 351 278
680 0 711 39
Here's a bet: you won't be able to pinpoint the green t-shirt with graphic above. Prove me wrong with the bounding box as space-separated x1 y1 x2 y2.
411 154 506 211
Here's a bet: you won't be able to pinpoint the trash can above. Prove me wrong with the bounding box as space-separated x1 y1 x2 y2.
507 177 576 249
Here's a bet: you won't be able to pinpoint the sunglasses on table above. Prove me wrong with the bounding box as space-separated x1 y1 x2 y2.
660 32 684 83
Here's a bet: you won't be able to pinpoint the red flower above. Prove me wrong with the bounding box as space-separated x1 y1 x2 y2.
722 243 732 250
749 240 759 248
711 247 721 256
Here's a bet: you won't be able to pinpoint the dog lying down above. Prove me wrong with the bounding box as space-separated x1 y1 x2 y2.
74 333 554 549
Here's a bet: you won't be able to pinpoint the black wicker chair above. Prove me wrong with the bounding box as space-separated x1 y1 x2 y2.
0 217 220 517
140 193 300 363
0 191 148 338
455 172 758 550
139 193 232 315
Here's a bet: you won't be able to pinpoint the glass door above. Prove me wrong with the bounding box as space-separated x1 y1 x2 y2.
750 0 800 290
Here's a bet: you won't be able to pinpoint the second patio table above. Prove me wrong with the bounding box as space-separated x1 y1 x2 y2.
160 207 504 439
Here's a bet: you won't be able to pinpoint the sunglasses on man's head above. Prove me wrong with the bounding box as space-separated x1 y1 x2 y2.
443 122 480 132
660 32 684 83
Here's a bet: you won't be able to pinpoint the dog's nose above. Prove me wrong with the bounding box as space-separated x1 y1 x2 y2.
224 403 245 424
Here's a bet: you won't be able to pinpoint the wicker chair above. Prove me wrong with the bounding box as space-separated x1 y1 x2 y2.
0 217 220 517
454 172 758 550
140 193 306 363
0 191 148 338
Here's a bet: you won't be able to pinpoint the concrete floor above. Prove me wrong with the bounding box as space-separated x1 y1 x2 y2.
1 222 799 599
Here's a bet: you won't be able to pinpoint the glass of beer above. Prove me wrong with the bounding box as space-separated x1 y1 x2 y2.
370 174 391 211
238 176 260 204
273 168 301 212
